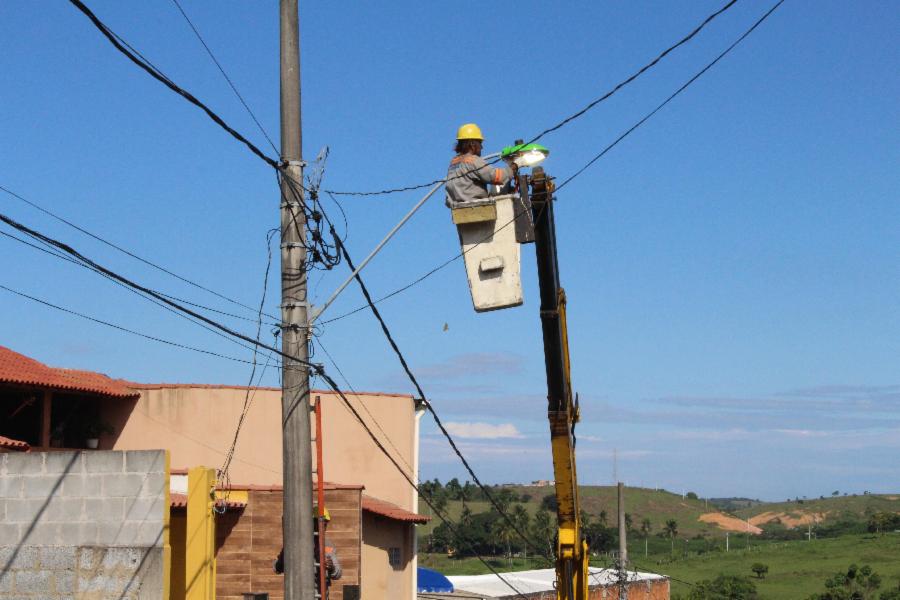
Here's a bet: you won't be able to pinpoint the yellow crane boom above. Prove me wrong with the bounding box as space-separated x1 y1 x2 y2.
527 168 589 600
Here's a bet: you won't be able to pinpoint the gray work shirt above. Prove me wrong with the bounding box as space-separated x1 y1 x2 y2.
446 154 514 204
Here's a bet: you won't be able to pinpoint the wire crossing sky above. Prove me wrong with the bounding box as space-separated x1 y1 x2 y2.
1 1 897 499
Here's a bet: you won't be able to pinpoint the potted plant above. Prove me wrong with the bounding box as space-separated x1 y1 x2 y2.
83 419 115 449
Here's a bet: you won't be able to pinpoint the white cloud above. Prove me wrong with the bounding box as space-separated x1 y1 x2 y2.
444 421 524 439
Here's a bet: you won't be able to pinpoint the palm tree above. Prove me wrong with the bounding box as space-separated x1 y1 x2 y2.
512 504 530 562
664 519 678 554
641 518 652 557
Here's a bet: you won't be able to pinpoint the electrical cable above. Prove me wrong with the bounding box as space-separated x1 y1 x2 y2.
314 337 415 476
319 369 531 600
68 0 739 199
0 284 255 365
0 184 278 322
170 0 279 154
1 224 267 355
0 210 320 372
218 228 278 490
557 0 785 191
67 0 280 169
322 0 741 197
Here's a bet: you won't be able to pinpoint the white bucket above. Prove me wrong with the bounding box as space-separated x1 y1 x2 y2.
450 195 523 312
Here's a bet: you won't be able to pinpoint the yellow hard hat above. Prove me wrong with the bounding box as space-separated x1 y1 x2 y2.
456 123 484 141
322 508 331 522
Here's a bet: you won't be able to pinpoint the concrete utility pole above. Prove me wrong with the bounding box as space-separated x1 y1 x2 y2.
279 1 315 599
617 482 628 600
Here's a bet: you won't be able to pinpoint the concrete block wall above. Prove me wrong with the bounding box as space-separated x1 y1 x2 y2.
0 450 168 600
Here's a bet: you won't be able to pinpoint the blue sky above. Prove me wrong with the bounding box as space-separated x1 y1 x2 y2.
1 1 897 500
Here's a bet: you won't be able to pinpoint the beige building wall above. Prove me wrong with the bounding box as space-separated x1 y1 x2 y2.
110 385 417 511
361 513 413 600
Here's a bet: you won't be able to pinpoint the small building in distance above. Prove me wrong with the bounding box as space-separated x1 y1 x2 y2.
430 567 669 599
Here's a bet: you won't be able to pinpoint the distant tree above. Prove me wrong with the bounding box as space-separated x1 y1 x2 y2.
807 564 882 600
624 512 634 532
598 509 609 527
751 563 769 579
686 491 699 500
688 575 758 599
665 519 679 553
459 482 474 504
492 488 515 515
541 494 558 512
431 491 448 515
867 512 900 535
513 504 530 558
445 477 462 500
641 518 652 537
832 490 840 496
531 508 555 560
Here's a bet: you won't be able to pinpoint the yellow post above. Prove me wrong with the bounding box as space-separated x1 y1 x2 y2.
186 467 217 600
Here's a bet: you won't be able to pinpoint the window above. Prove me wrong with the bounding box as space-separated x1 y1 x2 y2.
388 547 401 569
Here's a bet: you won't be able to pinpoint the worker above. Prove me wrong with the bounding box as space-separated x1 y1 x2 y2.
446 123 517 204
273 508 342 595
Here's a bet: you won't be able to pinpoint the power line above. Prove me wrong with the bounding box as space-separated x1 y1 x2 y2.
557 0 786 191
0 210 319 372
68 0 739 199
320 0 785 320
314 337 415 476
1 223 268 354
0 184 277 322
169 0 279 154
0 284 255 365
322 0 741 197
67 0 280 169
319 369 531 600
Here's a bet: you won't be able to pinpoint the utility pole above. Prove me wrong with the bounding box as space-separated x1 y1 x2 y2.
617 482 627 600
280 1 315 599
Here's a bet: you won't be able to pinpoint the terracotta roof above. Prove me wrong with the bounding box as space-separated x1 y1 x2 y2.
0 346 137 399
0 435 30 452
362 495 430 524
170 493 246 510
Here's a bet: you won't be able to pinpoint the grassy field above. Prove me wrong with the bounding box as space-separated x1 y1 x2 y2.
422 533 900 599
658 532 900 599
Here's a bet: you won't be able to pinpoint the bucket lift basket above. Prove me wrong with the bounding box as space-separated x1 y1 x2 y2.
450 192 532 312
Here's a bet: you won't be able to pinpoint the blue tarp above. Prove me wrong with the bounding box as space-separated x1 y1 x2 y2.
417 567 454 593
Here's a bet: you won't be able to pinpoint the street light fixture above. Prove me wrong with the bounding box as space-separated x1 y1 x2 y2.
502 142 550 168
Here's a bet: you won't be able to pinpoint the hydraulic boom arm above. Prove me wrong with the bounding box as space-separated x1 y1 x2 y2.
528 168 589 600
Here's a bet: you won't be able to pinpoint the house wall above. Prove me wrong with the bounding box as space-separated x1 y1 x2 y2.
361 512 413 600
590 578 669 599
112 387 417 511
213 488 362 600
0 450 169 600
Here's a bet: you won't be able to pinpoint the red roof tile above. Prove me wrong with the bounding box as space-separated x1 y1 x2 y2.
0 346 137 399
0 435 30 451
362 495 430 524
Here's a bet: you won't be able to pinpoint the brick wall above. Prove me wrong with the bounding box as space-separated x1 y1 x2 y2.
0 450 168 600
214 488 362 600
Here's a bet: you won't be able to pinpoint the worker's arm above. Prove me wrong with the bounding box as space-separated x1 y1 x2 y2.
325 541 342 580
468 155 516 188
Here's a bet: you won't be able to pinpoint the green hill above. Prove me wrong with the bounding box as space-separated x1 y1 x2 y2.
735 493 900 531
420 485 753 539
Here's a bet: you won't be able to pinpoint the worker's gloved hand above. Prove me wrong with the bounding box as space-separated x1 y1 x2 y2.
326 556 334 571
